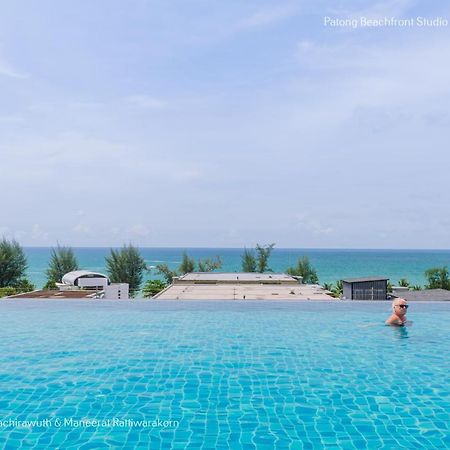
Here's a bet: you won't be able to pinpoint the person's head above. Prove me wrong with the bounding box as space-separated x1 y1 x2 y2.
392 298 408 316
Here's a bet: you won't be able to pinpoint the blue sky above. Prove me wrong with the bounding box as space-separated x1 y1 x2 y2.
1 0 450 248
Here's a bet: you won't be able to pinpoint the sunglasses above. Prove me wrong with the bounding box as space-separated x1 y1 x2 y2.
396 304 409 309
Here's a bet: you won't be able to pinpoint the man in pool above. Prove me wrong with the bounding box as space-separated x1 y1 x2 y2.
385 298 409 326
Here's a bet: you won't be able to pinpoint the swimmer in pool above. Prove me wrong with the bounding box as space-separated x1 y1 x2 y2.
385 298 409 326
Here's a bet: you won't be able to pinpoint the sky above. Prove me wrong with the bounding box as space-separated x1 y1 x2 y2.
1 0 450 249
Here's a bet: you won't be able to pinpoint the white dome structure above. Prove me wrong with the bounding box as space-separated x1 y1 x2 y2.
62 270 109 290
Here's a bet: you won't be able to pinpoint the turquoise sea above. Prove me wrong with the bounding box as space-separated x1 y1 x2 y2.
0 300 448 448
25 247 450 289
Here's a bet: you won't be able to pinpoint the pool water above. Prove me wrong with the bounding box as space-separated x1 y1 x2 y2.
0 300 448 449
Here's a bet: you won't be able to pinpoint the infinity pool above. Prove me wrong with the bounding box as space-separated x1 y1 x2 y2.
0 300 448 449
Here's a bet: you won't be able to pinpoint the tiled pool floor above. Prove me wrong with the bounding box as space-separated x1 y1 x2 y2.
0 300 449 449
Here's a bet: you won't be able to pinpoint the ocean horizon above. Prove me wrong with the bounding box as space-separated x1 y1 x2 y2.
23 247 450 289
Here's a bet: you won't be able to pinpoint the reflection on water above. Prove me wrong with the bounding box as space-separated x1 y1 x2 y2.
392 325 409 339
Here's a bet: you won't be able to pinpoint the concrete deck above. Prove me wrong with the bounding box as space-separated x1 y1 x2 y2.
177 272 300 284
155 283 335 300
7 290 98 299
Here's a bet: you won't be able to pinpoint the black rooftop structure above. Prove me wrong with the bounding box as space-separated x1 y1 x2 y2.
342 277 389 283
342 277 389 300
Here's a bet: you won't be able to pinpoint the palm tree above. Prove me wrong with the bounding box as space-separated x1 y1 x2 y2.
425 267 450 290
333 280 343 298
397 278 410 287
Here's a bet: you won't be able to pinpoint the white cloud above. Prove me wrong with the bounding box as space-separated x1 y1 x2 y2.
0 47 28 79
294 34 450 110
352 0 416 19
126 95 167 109
27 103 54 114
110 226 121 236
127 224 151 238
294 213 334 235
31 224 49 242
0 1 449 247
0 61 27 79
72 223 91 234
69 101 105 109
238 4 299 29
327 0 416 19
0 115 24 124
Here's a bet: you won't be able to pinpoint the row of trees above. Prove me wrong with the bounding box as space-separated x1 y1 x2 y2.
0 239 319 298
0 239 148 297
387 268 450 291
2 238 450 298
156 252 223 284
237 244 450 298
45 244 149 295
240 244 319 283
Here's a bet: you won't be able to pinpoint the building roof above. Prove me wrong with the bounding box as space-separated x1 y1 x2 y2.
391 289 450 301
342 277 389 283
62 270 108 285
155 271 333 300
154 283 335 301
7 290 98 299
178 272 298 283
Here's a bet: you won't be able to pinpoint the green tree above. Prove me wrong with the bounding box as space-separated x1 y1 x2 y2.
322 282 343 298
387 281 393 293
15 278 35 293
411 284 422 291
43 280 58 290
333 280 343 298
0 287 17 298
0 238 28 288
197 256 222 272
179 252 195 275
286 256 319 284
46 244 79 284
241 248 256 272
255 243 275 273
425 266 450 290
322 282 334 293
105 245 147 296
142 280 168 298
156 254 222 284
397 278 410 287
156 264 178 284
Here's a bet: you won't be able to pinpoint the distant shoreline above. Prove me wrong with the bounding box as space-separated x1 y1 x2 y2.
20 246 450 251
19 247 450 288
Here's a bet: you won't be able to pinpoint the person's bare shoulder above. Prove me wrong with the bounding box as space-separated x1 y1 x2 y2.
385 315 403 326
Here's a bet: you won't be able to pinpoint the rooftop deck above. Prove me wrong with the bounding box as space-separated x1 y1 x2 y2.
156 272 334 300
